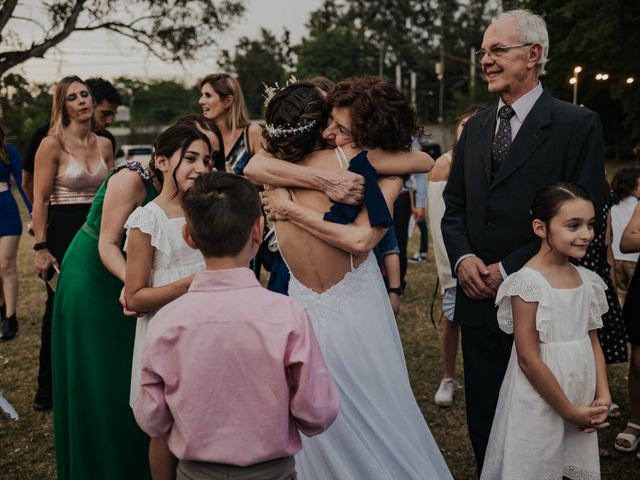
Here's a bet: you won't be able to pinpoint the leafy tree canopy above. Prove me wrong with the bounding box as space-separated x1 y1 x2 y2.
0 0 246 78
219 28 293 118
523 0 640 148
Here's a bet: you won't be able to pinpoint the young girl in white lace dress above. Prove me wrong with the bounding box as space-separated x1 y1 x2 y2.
481 182 611 480
124 125 211 480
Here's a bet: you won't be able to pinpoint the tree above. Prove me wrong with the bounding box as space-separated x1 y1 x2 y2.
523 0 640 154
295 29 379 80
0 73 52 143
295 0 495 123
112 77 200 128
219 28 293 118
0 0 246 78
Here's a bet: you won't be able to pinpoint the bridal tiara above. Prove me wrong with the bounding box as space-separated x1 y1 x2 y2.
262 75 299 107
263 75 317 138
264 120 317 138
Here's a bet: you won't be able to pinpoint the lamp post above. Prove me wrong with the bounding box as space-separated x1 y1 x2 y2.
570 66 582 105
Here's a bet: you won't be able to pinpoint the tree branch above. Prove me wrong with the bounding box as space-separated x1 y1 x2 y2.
0 0 87 75
0 0 19 33
8 15 49 36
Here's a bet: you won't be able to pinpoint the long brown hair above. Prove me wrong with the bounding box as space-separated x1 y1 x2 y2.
199 73 251 131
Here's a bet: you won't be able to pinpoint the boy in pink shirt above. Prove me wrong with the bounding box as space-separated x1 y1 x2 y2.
133 172 339 480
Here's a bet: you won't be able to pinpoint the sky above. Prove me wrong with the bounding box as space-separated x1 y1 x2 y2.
7 0 324 84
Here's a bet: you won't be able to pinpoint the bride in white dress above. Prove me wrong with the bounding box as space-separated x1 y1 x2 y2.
259 78 452 480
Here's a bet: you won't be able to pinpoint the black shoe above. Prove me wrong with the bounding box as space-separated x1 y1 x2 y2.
0 314 18 341
33 383 53 411
32 399 53 411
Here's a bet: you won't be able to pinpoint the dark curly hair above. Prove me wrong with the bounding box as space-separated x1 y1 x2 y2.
611 167 640 204
327 76 420 151
263 81 329 163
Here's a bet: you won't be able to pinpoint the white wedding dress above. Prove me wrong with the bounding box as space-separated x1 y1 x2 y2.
285 252 452 479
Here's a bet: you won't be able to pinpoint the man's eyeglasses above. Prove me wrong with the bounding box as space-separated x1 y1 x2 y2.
475 43 533 62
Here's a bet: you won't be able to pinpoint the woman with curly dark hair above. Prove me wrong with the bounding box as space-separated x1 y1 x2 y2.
257 79 451 479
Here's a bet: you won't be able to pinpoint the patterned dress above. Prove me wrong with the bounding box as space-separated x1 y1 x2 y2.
576 191 628 364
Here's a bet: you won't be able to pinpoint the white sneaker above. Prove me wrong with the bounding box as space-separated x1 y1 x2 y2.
409 252 426 263
434 378 459 406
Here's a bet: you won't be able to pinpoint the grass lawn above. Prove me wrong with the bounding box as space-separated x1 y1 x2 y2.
0 175 638 479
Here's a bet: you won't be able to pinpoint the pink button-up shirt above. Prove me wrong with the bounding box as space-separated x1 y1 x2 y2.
133 267 339 466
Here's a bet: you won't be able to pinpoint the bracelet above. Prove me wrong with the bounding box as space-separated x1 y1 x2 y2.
387 287 402 296
33 242 48 251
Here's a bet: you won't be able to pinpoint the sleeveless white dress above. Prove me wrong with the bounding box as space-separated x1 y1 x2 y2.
481 266 609 480
124 202 205 405
281 147 452 480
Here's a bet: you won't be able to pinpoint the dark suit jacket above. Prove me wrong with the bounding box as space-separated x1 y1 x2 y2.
442 88 605 329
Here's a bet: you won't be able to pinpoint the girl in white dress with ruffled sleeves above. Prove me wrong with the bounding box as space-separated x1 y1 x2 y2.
123 125 211 480
481 182 611 480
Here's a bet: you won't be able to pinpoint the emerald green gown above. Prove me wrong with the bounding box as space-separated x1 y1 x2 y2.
52 162 157 480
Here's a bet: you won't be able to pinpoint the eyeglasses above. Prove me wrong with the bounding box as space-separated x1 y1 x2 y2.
475 43 533 62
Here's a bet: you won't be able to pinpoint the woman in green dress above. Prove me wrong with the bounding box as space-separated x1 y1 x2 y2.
51 116 224 480
52 160 159 480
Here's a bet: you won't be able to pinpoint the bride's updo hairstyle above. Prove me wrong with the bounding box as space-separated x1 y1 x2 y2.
328 76 420 151
263 81 329 164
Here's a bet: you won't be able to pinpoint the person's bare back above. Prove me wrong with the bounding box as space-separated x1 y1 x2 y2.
275 148 372 293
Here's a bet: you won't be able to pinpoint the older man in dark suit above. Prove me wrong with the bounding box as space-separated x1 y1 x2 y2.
442 9 605 473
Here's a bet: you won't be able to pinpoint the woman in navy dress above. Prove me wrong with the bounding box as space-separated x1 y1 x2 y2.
0 125 32 340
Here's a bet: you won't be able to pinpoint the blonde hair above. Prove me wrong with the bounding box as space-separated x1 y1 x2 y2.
199 73 251 131
49 76 95 142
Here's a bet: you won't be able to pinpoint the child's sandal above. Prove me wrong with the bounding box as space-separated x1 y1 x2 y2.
614 422 640 452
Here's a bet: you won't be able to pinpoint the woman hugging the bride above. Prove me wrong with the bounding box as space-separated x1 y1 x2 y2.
250 77 453 480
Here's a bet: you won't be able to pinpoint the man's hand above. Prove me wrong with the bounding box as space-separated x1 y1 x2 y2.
412 207 425 223
482 263 504 292
457 256 495 300
323 170 365 206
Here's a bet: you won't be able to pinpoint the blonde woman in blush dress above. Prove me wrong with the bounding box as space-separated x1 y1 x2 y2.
31 75 112 411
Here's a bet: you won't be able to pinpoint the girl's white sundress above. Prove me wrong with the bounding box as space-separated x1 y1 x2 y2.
124 202 205 405
481 266 609 480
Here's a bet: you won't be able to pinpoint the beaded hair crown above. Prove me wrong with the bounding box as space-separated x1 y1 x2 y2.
263 75 318 139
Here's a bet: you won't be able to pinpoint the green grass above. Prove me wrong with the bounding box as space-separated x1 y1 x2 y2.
0 187 637 479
